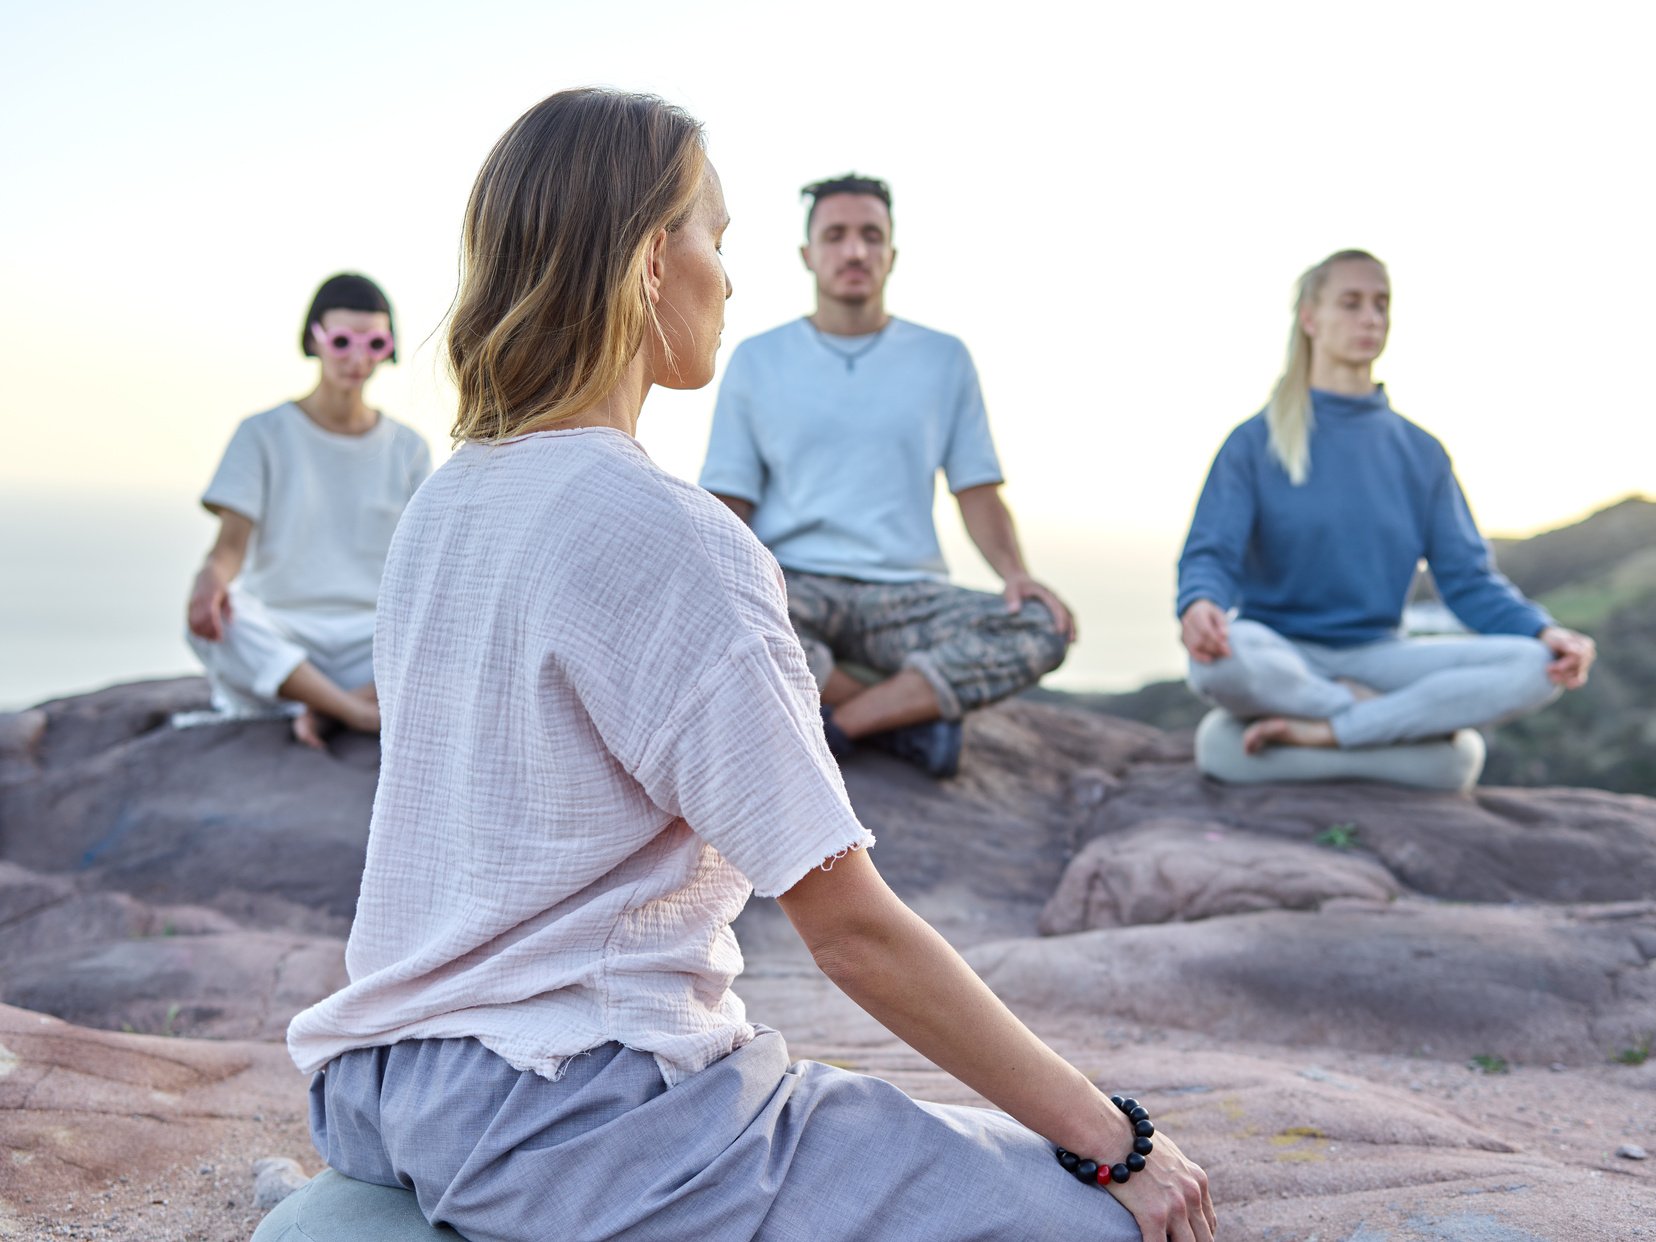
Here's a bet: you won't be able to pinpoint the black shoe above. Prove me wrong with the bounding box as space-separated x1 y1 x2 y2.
864 718 963 779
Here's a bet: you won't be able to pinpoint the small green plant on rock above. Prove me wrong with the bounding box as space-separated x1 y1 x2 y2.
1315 822 1359 851
1468 1053 1510 1074
1613 1038 1651 1066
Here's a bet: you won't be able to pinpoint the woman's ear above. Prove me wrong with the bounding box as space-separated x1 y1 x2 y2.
644 227 668 305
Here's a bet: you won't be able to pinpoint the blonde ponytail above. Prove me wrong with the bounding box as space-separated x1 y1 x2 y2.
1265 249 1383 485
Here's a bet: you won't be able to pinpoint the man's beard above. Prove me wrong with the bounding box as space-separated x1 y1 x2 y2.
826 276 874 305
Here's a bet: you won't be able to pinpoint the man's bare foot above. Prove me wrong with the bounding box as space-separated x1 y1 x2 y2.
1243 716 1338 754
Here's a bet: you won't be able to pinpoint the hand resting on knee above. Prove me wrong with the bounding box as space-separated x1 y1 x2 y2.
779 848 1218 1242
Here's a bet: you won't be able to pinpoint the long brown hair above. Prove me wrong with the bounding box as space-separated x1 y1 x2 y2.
447 89 706 442
1265 249 1386 484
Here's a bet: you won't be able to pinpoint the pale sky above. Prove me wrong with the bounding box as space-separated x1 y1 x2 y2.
2 0 1652 704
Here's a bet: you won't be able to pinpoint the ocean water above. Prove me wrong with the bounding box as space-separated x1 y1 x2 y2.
0 485 1186 712
1 486 215 710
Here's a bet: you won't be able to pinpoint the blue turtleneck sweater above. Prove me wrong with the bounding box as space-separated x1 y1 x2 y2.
1176 387 1550 647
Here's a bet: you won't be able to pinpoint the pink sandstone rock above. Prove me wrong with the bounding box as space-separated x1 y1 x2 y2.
1039 818 1402 932
1 681 1653 1238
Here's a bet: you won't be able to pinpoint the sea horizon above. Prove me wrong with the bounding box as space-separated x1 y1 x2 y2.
0 482 1192 713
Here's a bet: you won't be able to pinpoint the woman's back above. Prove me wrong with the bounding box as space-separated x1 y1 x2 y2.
286 427 871 1085
286 87 1214 1242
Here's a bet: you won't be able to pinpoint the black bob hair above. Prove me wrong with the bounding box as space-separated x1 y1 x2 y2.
301 273 397 362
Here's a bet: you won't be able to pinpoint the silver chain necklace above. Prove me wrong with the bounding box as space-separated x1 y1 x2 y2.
808 319 890 373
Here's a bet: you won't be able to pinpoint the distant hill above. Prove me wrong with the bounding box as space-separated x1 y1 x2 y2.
1488 495 1656 603
1480 496 1656 791
1039 495 1656 795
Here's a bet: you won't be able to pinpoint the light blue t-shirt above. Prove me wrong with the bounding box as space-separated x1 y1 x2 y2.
699 318 1003 583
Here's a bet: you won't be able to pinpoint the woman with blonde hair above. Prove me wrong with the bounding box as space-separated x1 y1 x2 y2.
1177 250 1594 758
283 89 1215 1241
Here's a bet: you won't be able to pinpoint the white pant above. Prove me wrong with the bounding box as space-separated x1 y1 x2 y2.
186 587 375 715
1187 619 1560 748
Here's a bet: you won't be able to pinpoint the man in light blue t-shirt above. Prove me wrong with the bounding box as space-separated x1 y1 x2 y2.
700 174 1073 778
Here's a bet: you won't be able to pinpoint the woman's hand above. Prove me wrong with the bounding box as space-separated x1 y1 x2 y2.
1539 625 1596 689
1180 600 1230 664
187 566 233 641
781 850 1218 1238
188 511 253 642
1107 1127 1217 1242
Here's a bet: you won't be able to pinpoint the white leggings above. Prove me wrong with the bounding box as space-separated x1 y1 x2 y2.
1187 619 1560 748
186 587 375 715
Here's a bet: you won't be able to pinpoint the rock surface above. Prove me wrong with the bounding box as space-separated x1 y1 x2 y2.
979 899 1656 1064
2 678 1654 1240
1038 819 1403 932
0 1002 311 1241
251 1157 310 1211
1 678 375 931
1079 753 1656 905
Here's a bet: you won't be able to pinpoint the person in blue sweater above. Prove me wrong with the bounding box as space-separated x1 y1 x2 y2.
1176 249 1596 756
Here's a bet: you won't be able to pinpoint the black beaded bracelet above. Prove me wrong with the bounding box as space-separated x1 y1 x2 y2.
1055 1095 1155 1188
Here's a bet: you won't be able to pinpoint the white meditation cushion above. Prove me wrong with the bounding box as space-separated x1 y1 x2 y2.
1193 709 1486 793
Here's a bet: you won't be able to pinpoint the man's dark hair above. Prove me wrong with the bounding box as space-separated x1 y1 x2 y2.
301 272 397 361
800 173 892 237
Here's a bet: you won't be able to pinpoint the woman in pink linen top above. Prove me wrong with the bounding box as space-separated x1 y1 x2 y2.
285 88 1216 1242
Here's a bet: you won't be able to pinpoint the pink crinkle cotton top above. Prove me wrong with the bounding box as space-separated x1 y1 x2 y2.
287 428 873 1086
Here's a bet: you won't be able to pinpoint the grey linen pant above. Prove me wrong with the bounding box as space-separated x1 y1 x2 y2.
309 1029 1140 1242
1188 618 1559 748
782 570 1070 720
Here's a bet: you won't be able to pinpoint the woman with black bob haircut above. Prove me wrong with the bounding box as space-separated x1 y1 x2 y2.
282 89 1214 1241
187 271 428 747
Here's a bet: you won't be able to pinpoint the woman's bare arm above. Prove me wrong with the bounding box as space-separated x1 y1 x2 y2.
187 510 253 641
778 847 1216 1241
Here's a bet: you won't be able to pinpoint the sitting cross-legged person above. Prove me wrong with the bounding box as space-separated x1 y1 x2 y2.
185 273 431 748
1175 249 1594 782
276 90 1214 1242
700 173 1074 778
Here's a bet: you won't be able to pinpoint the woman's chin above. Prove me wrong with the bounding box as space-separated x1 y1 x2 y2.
659 361 717 391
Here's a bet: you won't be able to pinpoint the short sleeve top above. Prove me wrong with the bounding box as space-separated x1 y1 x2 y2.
286 428 874 1085
699 319 1003 583
202 402 432 613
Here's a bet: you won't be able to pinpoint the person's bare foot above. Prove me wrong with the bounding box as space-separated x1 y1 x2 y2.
292 708 330 750
290 686 380 749
1242 716 1338 754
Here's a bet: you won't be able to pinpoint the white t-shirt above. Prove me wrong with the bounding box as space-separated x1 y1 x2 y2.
699 318 1004 583
202 402 432 614
287 428 874 1086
